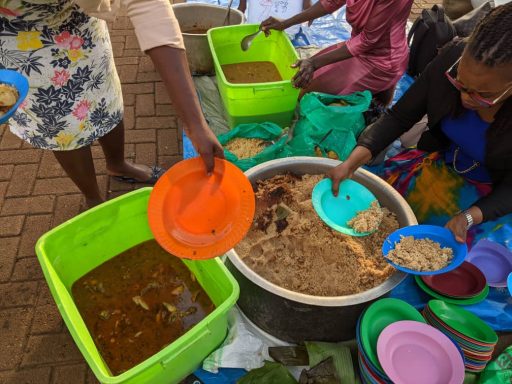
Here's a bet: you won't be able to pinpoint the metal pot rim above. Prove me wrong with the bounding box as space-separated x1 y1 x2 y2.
226 157 417 307
172 3 245 36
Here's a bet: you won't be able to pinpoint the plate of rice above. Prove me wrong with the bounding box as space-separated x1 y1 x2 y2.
382 225 467 275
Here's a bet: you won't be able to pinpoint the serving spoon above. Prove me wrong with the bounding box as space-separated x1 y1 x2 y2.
241 29 262 51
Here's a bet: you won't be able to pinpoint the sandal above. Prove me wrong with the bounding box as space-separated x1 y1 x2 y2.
111 165 165 185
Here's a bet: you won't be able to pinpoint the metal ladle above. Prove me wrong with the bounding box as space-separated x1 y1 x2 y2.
241 29 262 51
222 0 235 26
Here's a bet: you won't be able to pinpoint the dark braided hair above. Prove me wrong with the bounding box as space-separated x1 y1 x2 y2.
466 2 512 67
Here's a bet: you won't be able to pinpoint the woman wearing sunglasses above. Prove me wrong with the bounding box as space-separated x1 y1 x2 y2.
328 3 512 248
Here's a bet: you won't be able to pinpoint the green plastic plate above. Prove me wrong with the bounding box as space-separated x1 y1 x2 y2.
415 275 489 305
428 300 498 345
360 298 426 371
424 314 494 351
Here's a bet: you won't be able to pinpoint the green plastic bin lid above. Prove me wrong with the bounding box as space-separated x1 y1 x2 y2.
427 300 498 344
415 275 489 305
360 298 426 371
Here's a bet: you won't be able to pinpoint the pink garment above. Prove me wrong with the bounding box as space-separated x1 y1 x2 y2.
309 0 413 95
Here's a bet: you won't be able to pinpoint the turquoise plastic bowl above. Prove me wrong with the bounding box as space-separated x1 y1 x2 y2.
0 69 29 124
312 178 379 237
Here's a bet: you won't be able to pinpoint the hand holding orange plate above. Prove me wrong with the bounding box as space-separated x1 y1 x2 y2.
148 158 255 259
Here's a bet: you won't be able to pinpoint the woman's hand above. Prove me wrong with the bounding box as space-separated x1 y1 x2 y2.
187 124 225 175
326 147 373 195
260 17 286 36
445 214 469 244
291 58 316 89
327 163 354 196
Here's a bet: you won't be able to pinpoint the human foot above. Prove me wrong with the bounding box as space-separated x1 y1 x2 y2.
107 162 164 184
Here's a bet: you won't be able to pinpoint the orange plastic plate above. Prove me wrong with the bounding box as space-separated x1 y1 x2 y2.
148 158 255 259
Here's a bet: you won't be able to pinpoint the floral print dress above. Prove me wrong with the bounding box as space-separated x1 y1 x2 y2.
0 0 123 150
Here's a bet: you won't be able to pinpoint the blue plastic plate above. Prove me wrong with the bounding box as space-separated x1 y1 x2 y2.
382 225 467 276
508 272 512 296
0 69 29 124
312 178 379 237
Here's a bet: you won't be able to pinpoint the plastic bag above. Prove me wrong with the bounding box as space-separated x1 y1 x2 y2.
284 91 372 161
479 345 512 383
218 122 287 171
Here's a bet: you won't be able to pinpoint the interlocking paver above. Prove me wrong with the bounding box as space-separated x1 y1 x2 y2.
0 366 51 384
0 215 25 237
0 281 39 308
1 195 55 216
0 237 19 282
0 308 35 370
0 164 14 180
136 93 156 117
158 128 180 156
0 149 42 165
6 164 38 197
0 130 23 150
124 105 135 129
52 364 87 384
10 257 44 282
17 215 52 257
21 333 83 366
0 4 439 381
135 116 175 129
30 302 63 335
51 194 83 227
135 142 157 165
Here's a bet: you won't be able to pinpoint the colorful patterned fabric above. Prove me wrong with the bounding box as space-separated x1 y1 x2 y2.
0 1 123 150
368 149 512 250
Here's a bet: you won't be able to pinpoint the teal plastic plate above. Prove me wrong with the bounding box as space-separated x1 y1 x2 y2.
312 178 379 237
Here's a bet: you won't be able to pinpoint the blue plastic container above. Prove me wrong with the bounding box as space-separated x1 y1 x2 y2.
0 69 29 124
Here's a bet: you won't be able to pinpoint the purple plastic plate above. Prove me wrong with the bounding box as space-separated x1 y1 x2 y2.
377 321 465 384
467 239 512 287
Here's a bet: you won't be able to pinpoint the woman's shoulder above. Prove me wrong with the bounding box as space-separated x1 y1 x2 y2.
434 38 467 69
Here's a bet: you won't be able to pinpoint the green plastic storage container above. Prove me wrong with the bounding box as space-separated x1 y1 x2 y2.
208 24 300 128
35 188 239 384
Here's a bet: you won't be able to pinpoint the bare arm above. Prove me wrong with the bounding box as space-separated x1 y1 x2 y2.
261 1 330 33
312 43 352 68
292 43 353 88
238 0 247 13
147 47 224 173
123 0 224 173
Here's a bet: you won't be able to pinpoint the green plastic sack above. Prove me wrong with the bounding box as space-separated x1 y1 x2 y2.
218 122 287 171
285 91 372 161
479 345 512 383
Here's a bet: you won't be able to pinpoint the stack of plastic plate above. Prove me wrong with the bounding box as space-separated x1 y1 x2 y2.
467 239 512 288
377 320 465 384
415 261 489 305
356 298 426 383
423 300 498 372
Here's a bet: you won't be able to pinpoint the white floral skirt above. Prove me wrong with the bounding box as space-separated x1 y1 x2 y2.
0 1 123 150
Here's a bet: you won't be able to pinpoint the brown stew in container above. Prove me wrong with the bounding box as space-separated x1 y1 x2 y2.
72 240 214 375
221 61 282 84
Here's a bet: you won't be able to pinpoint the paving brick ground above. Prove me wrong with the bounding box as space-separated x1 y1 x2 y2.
0 3 440 383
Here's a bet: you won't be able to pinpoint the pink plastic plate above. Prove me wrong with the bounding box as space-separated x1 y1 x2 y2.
377 321 465 384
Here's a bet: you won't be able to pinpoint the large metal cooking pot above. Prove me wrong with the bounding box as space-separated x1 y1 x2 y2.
225 157 418 342
173 3 244 75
